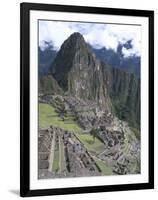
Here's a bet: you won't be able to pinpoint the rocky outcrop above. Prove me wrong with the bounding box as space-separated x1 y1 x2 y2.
38 32 140 128
38 127 101 179
51 32 112 113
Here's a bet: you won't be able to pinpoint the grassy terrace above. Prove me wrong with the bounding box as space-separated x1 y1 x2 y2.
39 103 105 155
39 103 109 174
93 157 114 176
39 103 81 132
75 133 105 155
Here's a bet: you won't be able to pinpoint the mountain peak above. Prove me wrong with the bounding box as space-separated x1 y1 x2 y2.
62 32 86 50
51 32 112 112
69 32 84 39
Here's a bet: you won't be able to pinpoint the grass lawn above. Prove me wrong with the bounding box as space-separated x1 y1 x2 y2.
131 127 140 140
59 138 65 172
39 103 82 132
93 157 114 175
75 133 105 154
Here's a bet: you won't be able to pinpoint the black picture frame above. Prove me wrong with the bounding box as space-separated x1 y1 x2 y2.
20 2 154 197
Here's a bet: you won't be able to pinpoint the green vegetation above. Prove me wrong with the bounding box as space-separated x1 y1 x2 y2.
94 157 114 175
111 96 138 128
39 103 106 155
51 97 67 120
75 133 105 154
39 103 105 155
131 127 140 140
39 75 63 95
90 128 99 143
110 70 140 129
39 103 81 132
52 142 59 172
59 138 65 172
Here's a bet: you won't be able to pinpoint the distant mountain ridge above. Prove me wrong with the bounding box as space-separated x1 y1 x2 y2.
92 44 140 77
38 43 57 77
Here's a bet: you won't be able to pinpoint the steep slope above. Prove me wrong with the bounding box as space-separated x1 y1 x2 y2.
91 44 140 77
109 68 140 128
51 32 112 112
39 32 140 128
100 61 140 128
38 45 57 77
39 75 63 95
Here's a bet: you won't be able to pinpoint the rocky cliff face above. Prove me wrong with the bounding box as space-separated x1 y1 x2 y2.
51 32 112 113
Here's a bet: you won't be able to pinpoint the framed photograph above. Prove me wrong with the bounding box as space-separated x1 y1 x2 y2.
20 2 154 197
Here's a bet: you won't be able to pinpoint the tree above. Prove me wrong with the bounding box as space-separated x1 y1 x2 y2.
56 101 67 121
90 128 98 143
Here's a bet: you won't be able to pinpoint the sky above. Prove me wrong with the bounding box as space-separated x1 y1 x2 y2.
39 20 141 58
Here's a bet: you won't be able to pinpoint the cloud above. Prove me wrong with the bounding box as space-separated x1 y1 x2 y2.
39 20 141 57
39 21 74 50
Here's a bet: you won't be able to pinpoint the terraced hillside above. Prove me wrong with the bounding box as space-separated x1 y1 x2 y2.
38 95 140 179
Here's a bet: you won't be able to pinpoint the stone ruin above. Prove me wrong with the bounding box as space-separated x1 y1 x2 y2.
38 94 141 176
38 127 101 179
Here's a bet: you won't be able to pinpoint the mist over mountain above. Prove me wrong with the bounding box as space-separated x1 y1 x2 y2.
38 41 57 77
39 39 140 77
92 42 140 77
